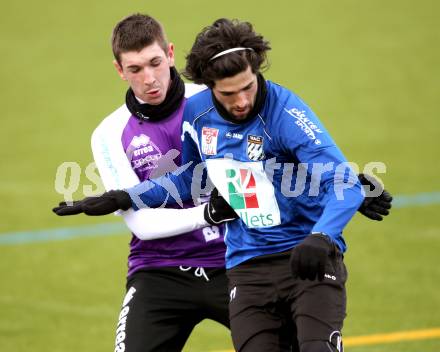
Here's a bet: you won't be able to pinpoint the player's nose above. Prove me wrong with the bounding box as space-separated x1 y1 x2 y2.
235 92 248 108
142 67 156 85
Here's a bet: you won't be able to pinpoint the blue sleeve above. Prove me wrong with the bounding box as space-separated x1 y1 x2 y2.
126 107 205 209
126 160 195 209
276 94 364 239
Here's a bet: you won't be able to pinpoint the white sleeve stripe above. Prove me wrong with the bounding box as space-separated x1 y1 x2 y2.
91 105 140 191
184 83 207 98
122 204 209 240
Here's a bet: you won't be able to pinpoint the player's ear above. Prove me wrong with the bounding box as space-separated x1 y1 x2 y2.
167 43 175 67
113 59 127 81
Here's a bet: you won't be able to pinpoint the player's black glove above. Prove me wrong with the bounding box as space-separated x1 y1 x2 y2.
290 233 332 281
52 190 132 216
357 173 393 221
204 188 239 225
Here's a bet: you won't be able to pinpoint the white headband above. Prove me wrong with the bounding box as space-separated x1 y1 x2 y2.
209 47 254 61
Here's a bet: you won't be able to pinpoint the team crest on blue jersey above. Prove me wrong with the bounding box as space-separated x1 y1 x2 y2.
202 127 219 155
247 135 265 161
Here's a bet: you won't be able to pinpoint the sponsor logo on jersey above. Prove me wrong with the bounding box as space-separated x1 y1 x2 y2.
201 127 219 155
207 159 281 228
127 134 162 171
226 168 275 227
247 134 265 161
225 131 244 140
226 168 259 209
285 107 323 145
130 134 150 148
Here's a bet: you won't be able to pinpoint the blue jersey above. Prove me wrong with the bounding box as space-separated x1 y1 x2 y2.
128 80 364 269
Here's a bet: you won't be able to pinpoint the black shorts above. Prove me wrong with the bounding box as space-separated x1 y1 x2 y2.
227 248 347 352
114 266 229 352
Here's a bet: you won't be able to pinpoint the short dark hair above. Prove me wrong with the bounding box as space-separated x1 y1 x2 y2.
111 13 168 64
183 18 271 87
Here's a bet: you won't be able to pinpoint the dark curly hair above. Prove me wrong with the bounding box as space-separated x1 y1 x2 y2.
183 19 271 87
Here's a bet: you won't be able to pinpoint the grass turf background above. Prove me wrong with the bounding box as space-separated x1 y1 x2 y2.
1 0 439 350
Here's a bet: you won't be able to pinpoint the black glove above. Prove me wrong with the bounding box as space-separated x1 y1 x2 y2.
52 190 132 216
204 188 239 225
357 173 393 221
290 233 332 281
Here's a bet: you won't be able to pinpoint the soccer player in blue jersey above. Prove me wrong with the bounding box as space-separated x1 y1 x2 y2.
136 18 364 351
54 16 392 352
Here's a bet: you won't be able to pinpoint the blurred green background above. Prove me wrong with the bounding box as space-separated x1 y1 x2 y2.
1 0 439 351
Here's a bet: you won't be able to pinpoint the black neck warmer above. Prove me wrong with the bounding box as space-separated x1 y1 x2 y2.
212 73 267 124
125 67 185 122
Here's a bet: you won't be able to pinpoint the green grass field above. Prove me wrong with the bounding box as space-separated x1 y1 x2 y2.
1 0 439 351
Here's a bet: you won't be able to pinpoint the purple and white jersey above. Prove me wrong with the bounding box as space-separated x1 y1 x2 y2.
92 84 226 276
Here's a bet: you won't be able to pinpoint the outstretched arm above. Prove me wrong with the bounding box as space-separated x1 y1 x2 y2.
53 114 214 241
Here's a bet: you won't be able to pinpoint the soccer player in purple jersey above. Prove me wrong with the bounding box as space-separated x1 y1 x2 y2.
55 14 237 352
